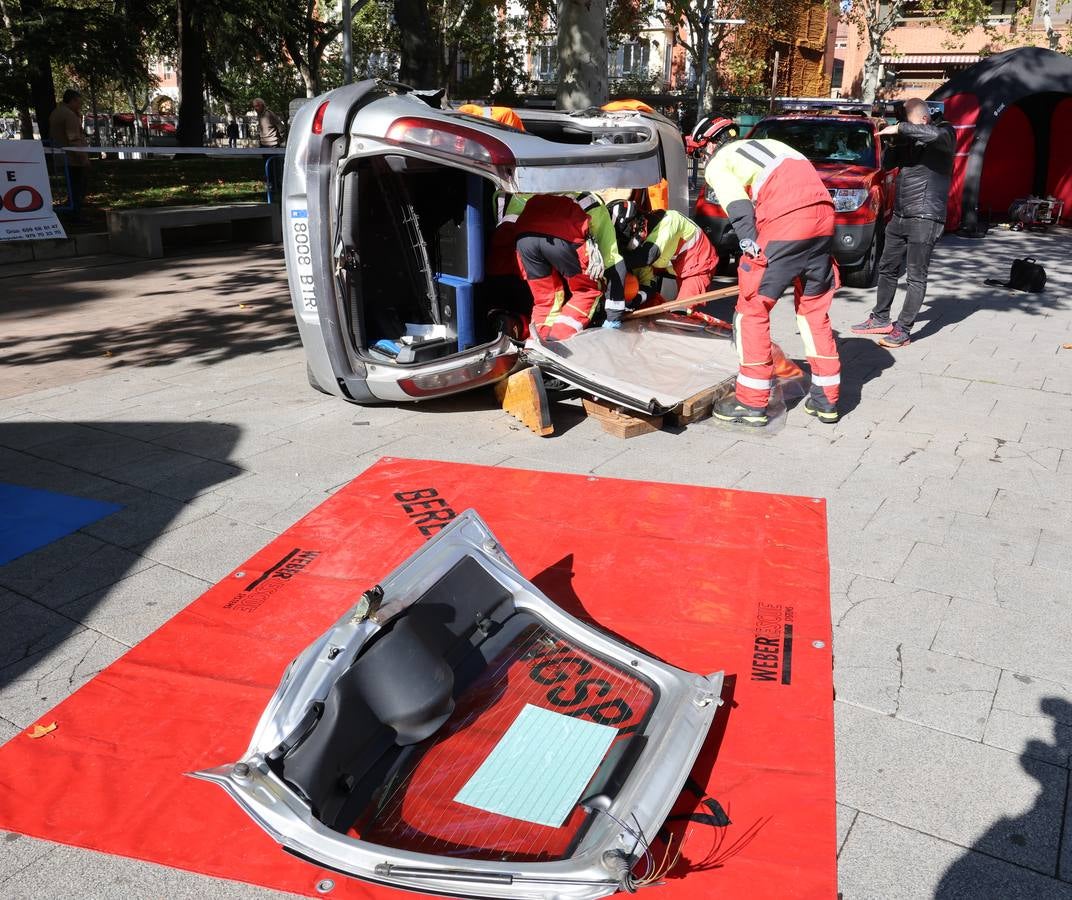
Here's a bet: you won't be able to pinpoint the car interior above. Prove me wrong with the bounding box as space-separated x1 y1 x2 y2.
337 154 532 366
266 554 657 863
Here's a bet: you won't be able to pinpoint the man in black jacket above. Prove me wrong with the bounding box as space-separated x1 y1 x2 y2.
852 99 955 348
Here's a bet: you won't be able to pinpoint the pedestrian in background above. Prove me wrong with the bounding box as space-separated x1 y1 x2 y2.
252 98 283 201
226 119 239 149
48 89 90 222
252 98 282 148
852 98 955 348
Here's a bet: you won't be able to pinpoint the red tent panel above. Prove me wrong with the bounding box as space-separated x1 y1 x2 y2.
1047 97 1072 224
942 93 980 231
979 104 1035 218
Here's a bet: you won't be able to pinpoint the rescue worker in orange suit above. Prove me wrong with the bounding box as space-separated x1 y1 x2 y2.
611 202 719 305
457 104 525 131
705 138 842 426
514 193 629 341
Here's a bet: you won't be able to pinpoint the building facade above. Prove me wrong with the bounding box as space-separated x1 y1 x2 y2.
836 0 1072 99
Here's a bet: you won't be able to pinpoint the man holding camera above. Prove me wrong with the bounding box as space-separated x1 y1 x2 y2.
852 98 956 348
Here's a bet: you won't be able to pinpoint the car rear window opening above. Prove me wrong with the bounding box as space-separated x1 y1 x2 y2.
339 156 530 365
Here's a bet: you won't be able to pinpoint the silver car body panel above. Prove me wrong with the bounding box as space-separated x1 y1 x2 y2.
194 511 723 900
524 320 740 416
283 81 689 405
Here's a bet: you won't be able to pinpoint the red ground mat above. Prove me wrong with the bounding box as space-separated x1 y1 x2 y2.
0 458 835 899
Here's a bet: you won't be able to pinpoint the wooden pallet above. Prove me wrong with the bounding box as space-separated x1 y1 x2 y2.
581 398 664 438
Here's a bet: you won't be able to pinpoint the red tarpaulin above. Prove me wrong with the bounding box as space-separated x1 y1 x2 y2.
0 458 836 899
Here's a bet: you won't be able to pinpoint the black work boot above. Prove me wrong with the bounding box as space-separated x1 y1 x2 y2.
713 395 769 427
803 392 839 424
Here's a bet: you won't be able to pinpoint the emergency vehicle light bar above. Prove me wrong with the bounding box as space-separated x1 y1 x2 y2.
386 117 516 168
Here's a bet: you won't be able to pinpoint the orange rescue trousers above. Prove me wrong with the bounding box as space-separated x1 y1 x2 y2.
733 203 841 409
516 234 602 341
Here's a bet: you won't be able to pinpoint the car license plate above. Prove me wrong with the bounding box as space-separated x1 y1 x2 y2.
289 207 316 313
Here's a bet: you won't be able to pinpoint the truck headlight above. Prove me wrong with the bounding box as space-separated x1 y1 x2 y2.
830 188 870 213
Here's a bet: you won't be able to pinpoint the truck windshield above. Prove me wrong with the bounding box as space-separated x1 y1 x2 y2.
750 120 876 167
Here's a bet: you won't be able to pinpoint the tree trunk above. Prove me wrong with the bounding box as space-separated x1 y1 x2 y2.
18 104 34 140
860 40 881 103
176 0 206 146
556 0 607 111
396 0 441 87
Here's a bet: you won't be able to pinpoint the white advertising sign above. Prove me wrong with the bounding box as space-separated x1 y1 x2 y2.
0 140 67 241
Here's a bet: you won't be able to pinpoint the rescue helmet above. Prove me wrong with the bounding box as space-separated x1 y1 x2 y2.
608 199 644 250
691 115 738 156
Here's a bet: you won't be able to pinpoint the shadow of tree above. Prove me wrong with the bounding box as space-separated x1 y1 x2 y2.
0 420 241 701
0 248 298 370
935 696 1072 899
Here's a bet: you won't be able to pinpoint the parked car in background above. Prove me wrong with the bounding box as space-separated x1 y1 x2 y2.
694 111 896 287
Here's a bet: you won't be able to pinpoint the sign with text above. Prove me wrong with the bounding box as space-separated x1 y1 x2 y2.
0 140 67 241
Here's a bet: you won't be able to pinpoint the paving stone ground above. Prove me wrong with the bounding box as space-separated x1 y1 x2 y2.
1 229 1071 899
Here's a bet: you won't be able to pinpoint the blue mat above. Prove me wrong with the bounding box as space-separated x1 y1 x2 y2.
0 483 123 566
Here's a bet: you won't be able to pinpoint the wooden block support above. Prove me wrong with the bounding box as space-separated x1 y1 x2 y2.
582 398 663 438
495 367 554 436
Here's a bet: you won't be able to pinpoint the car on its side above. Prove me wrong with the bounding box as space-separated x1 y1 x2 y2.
282 80 688 405
694 112 897 287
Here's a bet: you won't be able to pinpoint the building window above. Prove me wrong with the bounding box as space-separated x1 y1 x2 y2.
832 59 845 89
611 41 651 78
457 55 472 82
988 0 1016 18
534 44 557 82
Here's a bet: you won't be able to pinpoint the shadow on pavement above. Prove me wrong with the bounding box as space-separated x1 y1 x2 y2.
0 292 298 371
935 697 1072 898
834 335 897 416
0 421 240 698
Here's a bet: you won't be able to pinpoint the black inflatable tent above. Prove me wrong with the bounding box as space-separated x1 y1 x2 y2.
930 47 1072 231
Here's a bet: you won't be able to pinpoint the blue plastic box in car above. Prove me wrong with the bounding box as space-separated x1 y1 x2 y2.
435 174 485 351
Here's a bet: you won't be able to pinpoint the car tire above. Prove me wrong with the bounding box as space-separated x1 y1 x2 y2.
841 227 883 289
307 363 331 395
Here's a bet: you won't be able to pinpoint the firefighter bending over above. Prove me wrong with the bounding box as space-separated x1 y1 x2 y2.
514 193 628 340
611 203 720 307
705 139 842 426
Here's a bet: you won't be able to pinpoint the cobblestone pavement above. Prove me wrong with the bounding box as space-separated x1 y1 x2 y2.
1 229 1070 899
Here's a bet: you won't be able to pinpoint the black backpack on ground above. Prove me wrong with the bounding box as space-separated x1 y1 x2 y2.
985 257 1047 293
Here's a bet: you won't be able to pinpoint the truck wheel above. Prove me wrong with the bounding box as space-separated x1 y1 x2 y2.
842 229 882 289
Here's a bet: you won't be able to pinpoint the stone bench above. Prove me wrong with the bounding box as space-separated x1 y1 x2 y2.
107 203 282 258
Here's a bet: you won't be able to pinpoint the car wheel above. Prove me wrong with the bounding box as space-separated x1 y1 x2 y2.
842 228 882 289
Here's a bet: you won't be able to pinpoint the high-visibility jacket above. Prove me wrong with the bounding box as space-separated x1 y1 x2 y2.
627 210 711 286
704 138 832 244
457 104 525 131
503 192 623 274
514 194 590 243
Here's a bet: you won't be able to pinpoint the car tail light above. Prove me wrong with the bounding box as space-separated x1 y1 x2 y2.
311 101 329 135
386 117 515 169
398 355 512 397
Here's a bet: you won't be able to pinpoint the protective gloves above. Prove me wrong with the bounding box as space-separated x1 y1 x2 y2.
739 238 763 259
584 239 606 280
602 319 623 330
625 288 650 312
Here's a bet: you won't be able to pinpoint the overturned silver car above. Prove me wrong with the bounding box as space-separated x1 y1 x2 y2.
195 511 723 898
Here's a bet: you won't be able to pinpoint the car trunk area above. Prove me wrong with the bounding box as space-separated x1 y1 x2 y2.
337 155 531 365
